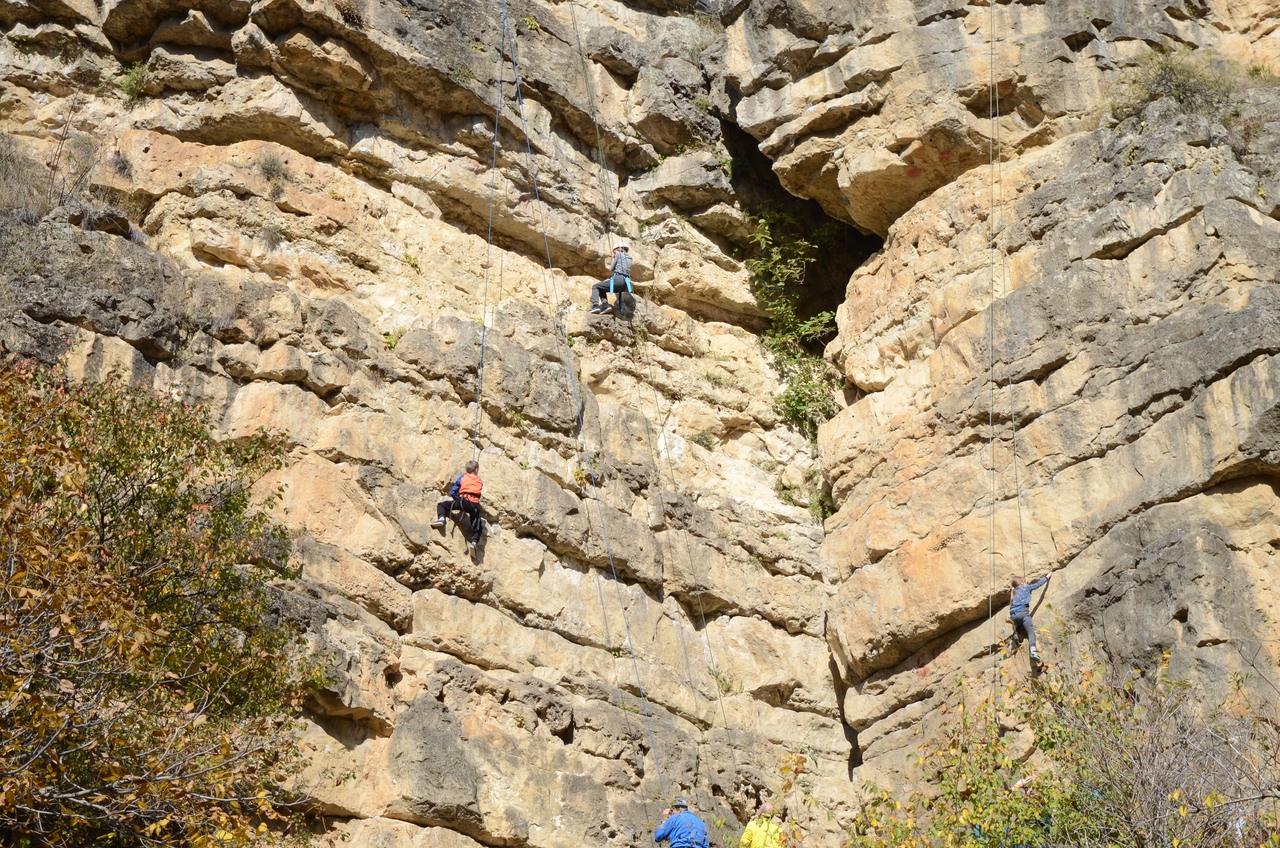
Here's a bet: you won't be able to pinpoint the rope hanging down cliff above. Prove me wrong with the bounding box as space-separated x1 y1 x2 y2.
562 2 747 805
491 0 671 799
984 0 1033 659
471 16 511 458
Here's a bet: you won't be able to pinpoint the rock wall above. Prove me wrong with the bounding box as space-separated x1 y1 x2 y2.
2 0 1280 844
739 0 1280 801
0 0 856 845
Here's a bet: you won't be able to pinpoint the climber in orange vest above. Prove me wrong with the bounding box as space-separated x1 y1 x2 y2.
431 459 484 551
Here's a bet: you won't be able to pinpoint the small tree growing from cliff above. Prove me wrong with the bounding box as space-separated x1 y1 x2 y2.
0 360 318 848
844 655 1280 848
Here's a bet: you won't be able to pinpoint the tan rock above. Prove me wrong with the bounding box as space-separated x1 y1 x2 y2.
298 538 413 632
275 28 374 92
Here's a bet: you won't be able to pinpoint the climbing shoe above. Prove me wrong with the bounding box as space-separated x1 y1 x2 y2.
588 304 604 314
598 302 613 314
430 518 445 528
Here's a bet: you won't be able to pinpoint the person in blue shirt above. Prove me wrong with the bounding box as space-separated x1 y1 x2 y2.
1010 573 1051 662
654 798 709 848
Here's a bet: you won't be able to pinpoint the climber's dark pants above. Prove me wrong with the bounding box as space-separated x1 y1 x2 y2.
438 498 482 541
1011 610 1037 652
591 274 628 306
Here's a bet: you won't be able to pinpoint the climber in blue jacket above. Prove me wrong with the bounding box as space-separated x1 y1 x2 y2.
1010 573 1051 663
654 798 709 848
589 243 633 315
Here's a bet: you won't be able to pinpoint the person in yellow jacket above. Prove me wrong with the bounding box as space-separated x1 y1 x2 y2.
738 802 784 848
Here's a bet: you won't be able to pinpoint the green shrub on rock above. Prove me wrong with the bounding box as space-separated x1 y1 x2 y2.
1111 49 1237 122
0 362 317 848
746 206 844 441
844 655 1280 848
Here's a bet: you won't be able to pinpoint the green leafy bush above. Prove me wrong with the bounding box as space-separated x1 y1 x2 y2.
0 362 317 848
118 61 150 108
746 206 844 440
845 655 1280 848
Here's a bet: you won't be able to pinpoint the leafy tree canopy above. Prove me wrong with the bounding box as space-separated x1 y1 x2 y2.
0 360 316 847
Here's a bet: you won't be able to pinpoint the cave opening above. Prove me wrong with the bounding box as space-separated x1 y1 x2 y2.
721 122 883 355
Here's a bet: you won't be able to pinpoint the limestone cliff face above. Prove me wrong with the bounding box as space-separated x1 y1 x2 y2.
729 0 1280 801
2 0 1279 845
0 1 847 845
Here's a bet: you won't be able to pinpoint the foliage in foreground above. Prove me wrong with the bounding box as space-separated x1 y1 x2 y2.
0 361 315 847
746 206 844 441
845 656 1280 848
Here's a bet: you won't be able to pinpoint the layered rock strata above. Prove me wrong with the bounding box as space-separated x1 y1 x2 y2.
2 0 1280 844
0 0 858 844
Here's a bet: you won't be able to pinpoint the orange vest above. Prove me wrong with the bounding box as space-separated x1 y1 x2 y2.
457 472 483 503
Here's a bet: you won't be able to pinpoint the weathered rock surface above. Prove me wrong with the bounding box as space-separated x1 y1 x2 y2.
0 0 840 836
3 0 1280 842
723 0 1280 237
819 96 1280 790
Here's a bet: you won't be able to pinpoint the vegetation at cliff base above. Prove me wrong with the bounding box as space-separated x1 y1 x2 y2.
0 361 316 847
843 654 1280 848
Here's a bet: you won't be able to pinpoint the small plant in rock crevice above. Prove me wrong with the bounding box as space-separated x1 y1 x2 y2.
258 223 287 250
1110 48 1237 123
807 483 834 523
335 0 365 28
107 151 132 179
703 370 735 389
118 61 150 108
259 151 289 183
708 665 739 695
382 327 406 350
690 430 716 451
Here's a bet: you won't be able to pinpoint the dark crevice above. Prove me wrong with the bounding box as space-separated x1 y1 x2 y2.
720 122 882 350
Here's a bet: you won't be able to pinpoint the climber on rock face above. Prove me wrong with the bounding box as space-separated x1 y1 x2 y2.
739 801 784 848
1010 572 1051 663
654 798 709 848
589 242 633 315
431 459 484 552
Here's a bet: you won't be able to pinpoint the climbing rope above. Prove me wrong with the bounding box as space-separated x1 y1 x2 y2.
985 0 1033 674
495 0 670 799
471 17 510 458
567 1 617 249
986 0 1001 667
559 0 747 808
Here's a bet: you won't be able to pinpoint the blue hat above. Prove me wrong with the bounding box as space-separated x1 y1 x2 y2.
673 798 689 809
